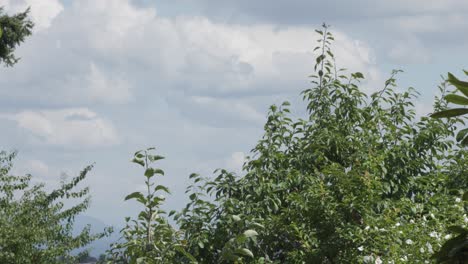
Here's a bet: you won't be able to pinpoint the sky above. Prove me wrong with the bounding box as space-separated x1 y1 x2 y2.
0 0 467 226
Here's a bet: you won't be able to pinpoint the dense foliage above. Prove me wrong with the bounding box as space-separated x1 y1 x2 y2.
107 148 190 263
430 72 468 263
164 25 467 263
0 151 110 263
0 7 33 66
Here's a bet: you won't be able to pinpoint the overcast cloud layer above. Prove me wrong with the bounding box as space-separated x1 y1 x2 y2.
1 0 467 225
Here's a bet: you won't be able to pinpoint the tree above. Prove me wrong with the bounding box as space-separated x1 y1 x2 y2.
430 72 468 263
172 25 467 263
0 7 33 66
0 151 110 263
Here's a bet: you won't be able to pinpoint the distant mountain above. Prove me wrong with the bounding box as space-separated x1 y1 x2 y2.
73 215 121 257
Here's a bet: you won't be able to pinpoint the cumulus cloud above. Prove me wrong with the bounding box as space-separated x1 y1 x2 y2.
85 63 133 104
1 108 120 148
0 0 380 119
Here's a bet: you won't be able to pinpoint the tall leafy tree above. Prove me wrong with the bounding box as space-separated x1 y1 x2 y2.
0 7 33 66
173 25 467 263
0 151 110 263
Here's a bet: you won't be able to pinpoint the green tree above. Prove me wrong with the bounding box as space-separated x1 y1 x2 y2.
107 148 195 264
430 72 468 263
0 151 110 263
0 7 33 66
173 25 467 263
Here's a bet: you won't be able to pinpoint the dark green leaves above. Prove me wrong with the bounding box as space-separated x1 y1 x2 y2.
155 185 170 194
352 72 364 79
0 152 106 263
444 94 468 105
432 227 468 263
430 71 468 262
448 72 468 97
432 72 468 145
124 191 145 202
430 108 468 118
456 128 468 142
108 148 179 262
132 158 145 167
0 8 33 67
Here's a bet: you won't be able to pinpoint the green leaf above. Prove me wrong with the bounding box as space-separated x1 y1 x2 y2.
352 72 364 79
174 245 198 263
232 215 241 222
447 226 468 235
124 192 145 202
445 94 468 105
154 168 164 175
144 168 154 177
448 72 468 97
148 155 165 162
189 193 197 200
463 192 468 201
430 108 468 118
461 135 468 146
131 158 145 167
456 128 468 142
235 248 254 258
155 185 170 193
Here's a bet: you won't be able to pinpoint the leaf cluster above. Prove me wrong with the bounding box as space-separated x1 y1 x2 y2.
0 7 33 66
0 151 110 264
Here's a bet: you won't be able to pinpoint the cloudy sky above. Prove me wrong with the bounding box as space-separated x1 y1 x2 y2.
1 0 467 226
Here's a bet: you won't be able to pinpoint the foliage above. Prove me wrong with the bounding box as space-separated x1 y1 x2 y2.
171 24 467 263
430 72 468 263
107 148 195 263
173 172 262 263
0 7 33 66
0 151 110 263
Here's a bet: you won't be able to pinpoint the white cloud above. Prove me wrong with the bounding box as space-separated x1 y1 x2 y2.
0 0 382 126
0 0 63 31
1 108 120 148
86 63 133 104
